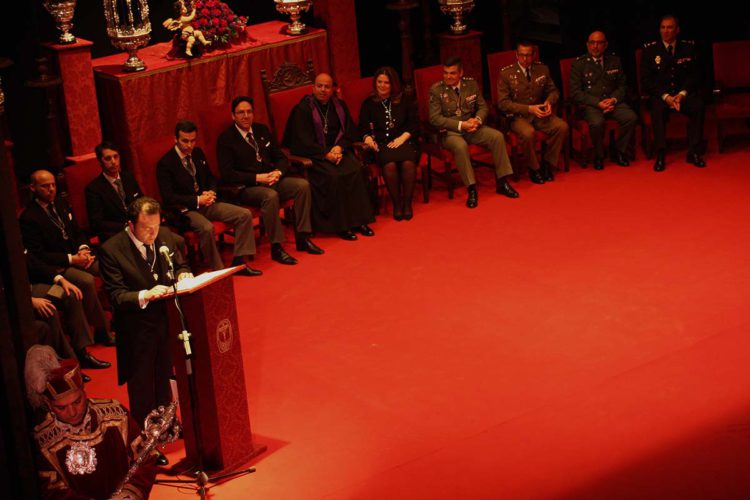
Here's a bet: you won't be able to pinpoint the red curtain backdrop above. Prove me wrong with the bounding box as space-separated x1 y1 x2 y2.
93 21 329 199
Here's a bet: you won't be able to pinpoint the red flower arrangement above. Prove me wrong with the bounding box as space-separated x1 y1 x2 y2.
191 0 247 45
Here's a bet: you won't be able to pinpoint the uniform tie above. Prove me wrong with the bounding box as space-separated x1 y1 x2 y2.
667 44 674 56
525 67 531 82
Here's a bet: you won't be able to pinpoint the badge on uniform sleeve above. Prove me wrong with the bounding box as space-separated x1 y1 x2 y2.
655 55 661 64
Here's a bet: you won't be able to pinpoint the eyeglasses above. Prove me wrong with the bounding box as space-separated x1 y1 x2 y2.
587 40 607 46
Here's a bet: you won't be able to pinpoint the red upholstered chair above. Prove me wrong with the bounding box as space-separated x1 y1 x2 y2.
712 40 750 152
560 56 623 166
487 49 569 178
260 60 316 174
62 155 102 245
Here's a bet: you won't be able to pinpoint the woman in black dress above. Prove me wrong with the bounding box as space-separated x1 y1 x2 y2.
359 67 419 220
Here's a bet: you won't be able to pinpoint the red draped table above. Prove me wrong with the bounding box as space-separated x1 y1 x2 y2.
93 21 329 197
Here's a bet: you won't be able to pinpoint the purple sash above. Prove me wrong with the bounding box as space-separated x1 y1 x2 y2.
305 95 346 148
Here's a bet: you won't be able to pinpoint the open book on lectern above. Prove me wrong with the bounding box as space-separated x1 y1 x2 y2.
158 265 243 298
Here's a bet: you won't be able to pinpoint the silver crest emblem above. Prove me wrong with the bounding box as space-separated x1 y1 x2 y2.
65 442 97 475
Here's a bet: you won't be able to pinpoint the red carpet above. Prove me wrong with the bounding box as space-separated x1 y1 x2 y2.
87 142 750 499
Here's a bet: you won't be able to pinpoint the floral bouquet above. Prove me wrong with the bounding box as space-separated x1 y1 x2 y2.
191 0 248 45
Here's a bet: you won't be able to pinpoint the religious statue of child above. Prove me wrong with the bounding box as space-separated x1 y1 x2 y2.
163 0 211 57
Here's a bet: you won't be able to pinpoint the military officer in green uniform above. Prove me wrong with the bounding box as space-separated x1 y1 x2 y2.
429 56 517 209
497 41 569 184
641 15 706 171
570 31 637 170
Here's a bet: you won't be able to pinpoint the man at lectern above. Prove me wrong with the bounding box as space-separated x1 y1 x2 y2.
99 197 191 466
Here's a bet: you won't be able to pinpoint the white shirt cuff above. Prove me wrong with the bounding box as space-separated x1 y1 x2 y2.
138 290 148 309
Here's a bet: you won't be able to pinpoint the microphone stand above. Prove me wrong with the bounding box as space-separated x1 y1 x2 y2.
154 250 255 499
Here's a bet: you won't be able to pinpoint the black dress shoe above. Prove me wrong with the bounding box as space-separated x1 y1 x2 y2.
529 168 545 184
155 451 169 467
654 152 666 172
686 153 706 167
496 178 519 198
338 230 358 241
466 185 478 208
352 225 375 237
235 266 263 277
271 245 298 265
94 328 116 347
611 151 630 166
542 162 555 181
81 373 91 383
593 157 604 170
296 238 324 255
78 351 111 370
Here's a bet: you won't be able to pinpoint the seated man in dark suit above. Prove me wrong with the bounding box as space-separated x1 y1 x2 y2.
99 197 190 467
217 96 323 265
20 169 114 346
86 141 143 243
86 141 186 257
26 249 110 371
157 120 260 276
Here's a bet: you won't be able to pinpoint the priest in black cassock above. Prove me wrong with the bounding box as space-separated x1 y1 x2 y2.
283 73 375 241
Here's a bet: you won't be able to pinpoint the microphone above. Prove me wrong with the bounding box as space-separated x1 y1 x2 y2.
159 245 175 280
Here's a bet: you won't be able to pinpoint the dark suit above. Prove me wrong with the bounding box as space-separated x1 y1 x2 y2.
26 250 92 353
157 146 255 270
217 123 312 243
20 198 110 335
640 39 705 153
570 53 637 158
99 227 189 426
85 169 142 242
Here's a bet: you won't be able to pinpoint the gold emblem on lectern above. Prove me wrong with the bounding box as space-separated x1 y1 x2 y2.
216 319 233 354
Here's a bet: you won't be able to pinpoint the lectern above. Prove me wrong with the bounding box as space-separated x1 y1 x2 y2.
167 267 266 471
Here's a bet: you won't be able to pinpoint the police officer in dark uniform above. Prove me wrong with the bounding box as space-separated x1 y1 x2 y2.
641 14 706 171
570 31 637 170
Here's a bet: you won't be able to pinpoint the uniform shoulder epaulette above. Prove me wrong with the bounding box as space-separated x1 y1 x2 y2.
429 80 444 90
500 64 514 71
644 41 657 48
682 39 696 44
575 54 588 61
462 76 476 81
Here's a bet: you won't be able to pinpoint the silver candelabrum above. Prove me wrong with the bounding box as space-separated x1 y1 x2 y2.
43 0 77 44
103 0 152 72
274 0 312 36
438 0 475 35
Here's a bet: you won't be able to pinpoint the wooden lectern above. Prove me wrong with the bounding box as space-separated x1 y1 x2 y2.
167 267 266 471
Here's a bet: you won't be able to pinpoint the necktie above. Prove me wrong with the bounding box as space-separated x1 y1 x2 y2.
184 155 196 176
47 204 69 240
113 178 126 203
667 44 674 56
598 58 604 69
184 155 199 191
454 87 460 98
145 244 154 265
246 133 262 162
525 68 531 82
